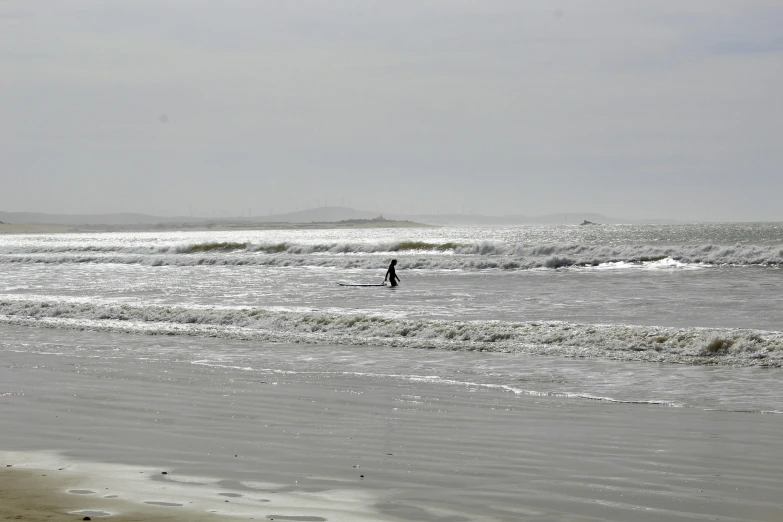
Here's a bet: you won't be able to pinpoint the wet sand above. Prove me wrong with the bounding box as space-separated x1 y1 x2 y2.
1 328 783 521
0 461 378 521
0 467 232 521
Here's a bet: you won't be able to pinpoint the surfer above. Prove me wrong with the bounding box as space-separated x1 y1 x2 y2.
384 259 400 287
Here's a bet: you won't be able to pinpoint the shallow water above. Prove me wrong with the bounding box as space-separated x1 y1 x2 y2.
2 325 782 521
2 225 783 368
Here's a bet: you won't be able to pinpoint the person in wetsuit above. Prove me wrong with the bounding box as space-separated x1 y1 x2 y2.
384 259 400 287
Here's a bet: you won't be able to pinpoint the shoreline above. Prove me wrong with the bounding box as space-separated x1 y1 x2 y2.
2 326 783 521
0 220 434 235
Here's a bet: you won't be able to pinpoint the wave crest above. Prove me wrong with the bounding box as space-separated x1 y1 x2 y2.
1 298 781 367
2 241 783 270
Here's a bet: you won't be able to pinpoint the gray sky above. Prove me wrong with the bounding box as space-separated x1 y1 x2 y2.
2 1 782 221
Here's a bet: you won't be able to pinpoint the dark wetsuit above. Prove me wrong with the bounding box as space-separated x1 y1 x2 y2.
385 262 400 287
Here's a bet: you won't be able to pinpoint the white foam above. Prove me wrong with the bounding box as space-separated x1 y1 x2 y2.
2 241 782 270
2 298 781 367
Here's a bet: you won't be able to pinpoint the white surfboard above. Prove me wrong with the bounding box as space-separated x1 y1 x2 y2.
337 283 387 287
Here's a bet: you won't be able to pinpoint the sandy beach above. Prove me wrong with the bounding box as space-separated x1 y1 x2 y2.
2 325 782 522
0 467 236 521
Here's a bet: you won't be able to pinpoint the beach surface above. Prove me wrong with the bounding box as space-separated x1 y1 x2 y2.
0 467 233 521
2 325 782 521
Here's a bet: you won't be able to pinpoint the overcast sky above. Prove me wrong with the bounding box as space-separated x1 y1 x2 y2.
2 1 781 220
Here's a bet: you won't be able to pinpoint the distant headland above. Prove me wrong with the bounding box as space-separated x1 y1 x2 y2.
0 210 432 234
0 206 683 234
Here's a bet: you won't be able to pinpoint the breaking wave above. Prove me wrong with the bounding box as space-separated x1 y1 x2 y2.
1 240 782 270
1 298 781 367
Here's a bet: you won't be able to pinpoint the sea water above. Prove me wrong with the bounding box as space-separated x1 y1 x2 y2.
1 224 783 406
2 224 782 365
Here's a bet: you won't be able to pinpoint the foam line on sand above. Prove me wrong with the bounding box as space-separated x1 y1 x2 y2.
0 450 387 521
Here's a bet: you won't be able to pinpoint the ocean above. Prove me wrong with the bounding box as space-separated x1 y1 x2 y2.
2 223 783 521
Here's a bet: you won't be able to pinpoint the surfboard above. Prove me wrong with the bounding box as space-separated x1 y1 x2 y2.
337 283 387 287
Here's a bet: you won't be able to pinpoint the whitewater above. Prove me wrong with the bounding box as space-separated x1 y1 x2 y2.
1 224 782 369
2 223 783 405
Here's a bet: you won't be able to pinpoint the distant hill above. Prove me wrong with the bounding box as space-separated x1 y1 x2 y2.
0 208 679 227
389 212 679 226
252 207 381 223
254 208 633 225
